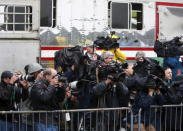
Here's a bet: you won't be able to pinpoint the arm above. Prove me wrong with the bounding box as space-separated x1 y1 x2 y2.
114 48 126 63
55 86 66 103
31 83 56 103
92 79 112 96
64 66 77 82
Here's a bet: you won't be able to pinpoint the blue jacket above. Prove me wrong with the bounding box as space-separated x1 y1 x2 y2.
132 92 165 129
164 56 183 80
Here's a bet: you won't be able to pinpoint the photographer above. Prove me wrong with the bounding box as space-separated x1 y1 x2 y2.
94 33 126 63
106 31 126 63
83 42 101 81
92 52 129 107
163 56 183 80
56 75 79 109
102 47 126 63
161 68 183 130
0 71 29 130
31 68 65 131
97 51 115 81
133 51 164 78
85 42 101 63
91 74 129 130
130 75 165 131
133 51 150 77
123 63 145 105
20 63 43 131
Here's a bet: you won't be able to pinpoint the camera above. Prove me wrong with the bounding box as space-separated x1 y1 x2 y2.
16 74 35 82
58 75 67 83
154 36 183 57
98 62 127 82
94 36 119 50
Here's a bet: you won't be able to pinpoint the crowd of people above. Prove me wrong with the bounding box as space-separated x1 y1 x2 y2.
0 43 183 131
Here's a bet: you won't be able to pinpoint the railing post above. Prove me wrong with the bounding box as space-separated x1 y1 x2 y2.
130 109 133 131
138 108 142 131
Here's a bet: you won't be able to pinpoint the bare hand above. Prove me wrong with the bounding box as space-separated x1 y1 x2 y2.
19 80 29 88
10 75 18 84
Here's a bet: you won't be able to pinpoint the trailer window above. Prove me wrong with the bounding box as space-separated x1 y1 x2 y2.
109 2 143 30
111 3 129 29
0 5 32 31
40 0 56 27
131 3 143 30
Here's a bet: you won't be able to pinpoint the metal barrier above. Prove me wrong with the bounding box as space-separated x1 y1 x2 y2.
0 107 133 131
136 104 183 131
0 105 182 131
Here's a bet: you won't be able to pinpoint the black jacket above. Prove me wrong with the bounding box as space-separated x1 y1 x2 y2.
92 81 129 108
31 79 65 125
0 82 28 121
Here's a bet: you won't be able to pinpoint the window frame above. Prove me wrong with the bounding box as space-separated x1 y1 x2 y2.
0 5 33 31
108 1 143 30
40 0 56 28
130 3 143 30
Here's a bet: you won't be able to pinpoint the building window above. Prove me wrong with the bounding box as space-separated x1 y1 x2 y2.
109 2 143 30
0 5 32 31
40 0 56 27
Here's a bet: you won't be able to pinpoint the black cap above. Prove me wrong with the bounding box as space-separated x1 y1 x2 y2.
1 71 13 81
144 75 156 89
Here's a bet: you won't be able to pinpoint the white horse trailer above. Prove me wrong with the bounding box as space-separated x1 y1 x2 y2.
1 0 183 70
0 0 40 74
39 0 183 66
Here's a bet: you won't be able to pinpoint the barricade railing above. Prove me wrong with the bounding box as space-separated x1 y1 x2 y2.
136 104 183 131
0 104 182 131
0 107 133 131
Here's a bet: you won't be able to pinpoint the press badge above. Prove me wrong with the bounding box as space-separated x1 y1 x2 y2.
66 113 70 121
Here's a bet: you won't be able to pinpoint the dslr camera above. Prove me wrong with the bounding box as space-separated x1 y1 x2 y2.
58 75 68 83
16 74 35 82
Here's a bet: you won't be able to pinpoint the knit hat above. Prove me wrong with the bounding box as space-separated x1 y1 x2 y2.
28 63 43 74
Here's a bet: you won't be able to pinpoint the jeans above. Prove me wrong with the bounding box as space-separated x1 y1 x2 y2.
0 119 18 131
35 122 58 131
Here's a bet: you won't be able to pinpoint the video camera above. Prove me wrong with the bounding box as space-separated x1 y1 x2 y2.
94 36 119 50
98 62 128 82
154 36 183 57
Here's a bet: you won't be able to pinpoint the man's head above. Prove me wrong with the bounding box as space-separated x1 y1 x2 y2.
124 63 134 76
86 42 95 54
43 68 58 85
1 71 16 84
164 67 172 80
135 51 146 62
101 51 114 64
